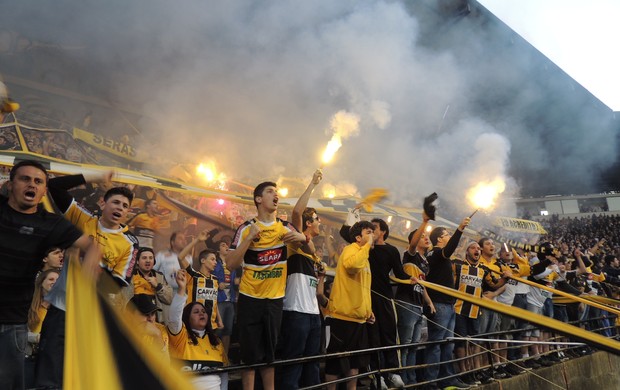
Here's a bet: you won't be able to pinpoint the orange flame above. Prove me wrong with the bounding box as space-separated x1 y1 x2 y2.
320 110 360 167
467 178 506 210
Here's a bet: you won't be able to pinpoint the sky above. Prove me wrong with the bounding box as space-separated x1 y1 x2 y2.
479 0 620 111
1 0 618 221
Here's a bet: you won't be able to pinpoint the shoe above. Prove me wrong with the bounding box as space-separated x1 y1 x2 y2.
380 376 388 390
557 351 569 362
441 378 472 389
460 373 480 386
546 353 561 363
371 375 388 390
536 357 554 367
474 370 495 384
522 359 541 369
497 364 514 378
491 366 508 380
504 363 526 376
386 373 405 389
515 361 533 371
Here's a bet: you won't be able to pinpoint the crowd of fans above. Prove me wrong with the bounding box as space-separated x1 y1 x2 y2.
1 158 619 390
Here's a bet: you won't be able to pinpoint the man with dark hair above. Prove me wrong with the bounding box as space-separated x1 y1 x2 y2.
423 217 471 390
0 160 89 390
337 211 414 388
325 220 376 390
226 180 306 390
602 254 620 281
35 171 138 388
277 169 324 389
395 214 435 385
453 242 508 385
125 247 173 323
367 217 412 389
177 231 223 331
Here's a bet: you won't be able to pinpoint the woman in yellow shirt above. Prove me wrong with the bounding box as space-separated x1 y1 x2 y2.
167 270 227 390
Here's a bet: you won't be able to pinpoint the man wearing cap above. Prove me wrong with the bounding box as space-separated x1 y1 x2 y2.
127 294 169 360
0 159 90 390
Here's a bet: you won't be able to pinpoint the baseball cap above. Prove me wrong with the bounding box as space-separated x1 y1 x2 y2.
129 294 161 315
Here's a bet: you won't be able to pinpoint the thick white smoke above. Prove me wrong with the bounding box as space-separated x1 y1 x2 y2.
1 0 616 219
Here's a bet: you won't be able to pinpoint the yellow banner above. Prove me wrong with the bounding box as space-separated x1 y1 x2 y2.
72 127 144 163
65 256 192 389
494 216 547 234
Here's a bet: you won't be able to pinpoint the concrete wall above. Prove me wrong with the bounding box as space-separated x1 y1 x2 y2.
479 352 620 390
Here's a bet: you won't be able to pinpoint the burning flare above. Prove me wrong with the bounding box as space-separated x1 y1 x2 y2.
320 110 360 166
322 184 336 199
196 162 227 188
467 178 506 211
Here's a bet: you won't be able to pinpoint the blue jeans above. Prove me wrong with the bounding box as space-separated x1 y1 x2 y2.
276 311 321 389
424 302 455 385
215 301 235 337
0 323 27 390
396 302 424 384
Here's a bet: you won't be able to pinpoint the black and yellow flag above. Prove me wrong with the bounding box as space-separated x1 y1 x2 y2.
416 279 620 355
64 259 192 390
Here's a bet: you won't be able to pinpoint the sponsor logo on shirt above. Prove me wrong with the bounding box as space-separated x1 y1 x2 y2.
460 274 483 287
252 268 283 280
257 248 282 265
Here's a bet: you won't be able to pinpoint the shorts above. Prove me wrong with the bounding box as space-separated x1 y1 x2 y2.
512 294 528 336
498 313 514 336
524 303 543 338
325 318 370 375
454 314 480 348
237 294 283 364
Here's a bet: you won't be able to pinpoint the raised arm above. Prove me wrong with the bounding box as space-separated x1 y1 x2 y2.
408 212 430 253
443 217 470 259
167 269 187 334
338 205 361 244
48 171 113 212
178 230 207 269
291 169 322 232
573 248 588 275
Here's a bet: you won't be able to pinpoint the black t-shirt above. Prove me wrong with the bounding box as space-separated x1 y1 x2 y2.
0 196 82 323
425 229 463 305
395 251 428 307
369 243 409 300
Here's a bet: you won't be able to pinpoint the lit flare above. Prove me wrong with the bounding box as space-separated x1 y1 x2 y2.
319 110 360 168
467 178 506 216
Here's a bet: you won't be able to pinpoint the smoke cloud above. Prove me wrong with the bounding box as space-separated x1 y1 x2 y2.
0 0 616 219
